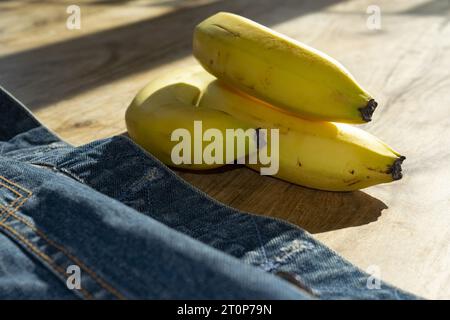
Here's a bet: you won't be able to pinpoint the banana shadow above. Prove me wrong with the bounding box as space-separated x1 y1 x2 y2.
121 130 386 233
175 165 387 234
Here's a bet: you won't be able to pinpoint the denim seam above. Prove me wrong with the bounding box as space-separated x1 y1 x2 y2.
0 179 25 197
0 175 126 300
0 184 21 215
4 211 126 300
0 178 91 298
0 196 21 217
28 162 86 184
0 223 93 299
0 177 31 222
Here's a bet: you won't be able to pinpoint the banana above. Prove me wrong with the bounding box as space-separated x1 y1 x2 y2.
127 65 404 191
193 12 377 124
197 74 404 191
125 66 256 170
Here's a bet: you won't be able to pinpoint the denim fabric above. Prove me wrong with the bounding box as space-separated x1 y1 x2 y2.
0 85 419 300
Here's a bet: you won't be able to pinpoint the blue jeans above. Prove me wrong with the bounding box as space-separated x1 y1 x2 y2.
0 86 418 299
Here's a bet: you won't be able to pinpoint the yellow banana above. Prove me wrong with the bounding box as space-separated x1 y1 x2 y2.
200 78 404 191
125 66 255 170
127 65 404 191
193 12 377 124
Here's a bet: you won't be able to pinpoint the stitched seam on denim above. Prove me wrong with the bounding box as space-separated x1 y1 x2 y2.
0 178 27 220
4 210 126 300
0 176 126 300
0 180 25 197
29 162 86 184
0 177 32 225
58 167 85 183
0 196 22 220
0 175 33 194
0 175 90 299
0 222 93 299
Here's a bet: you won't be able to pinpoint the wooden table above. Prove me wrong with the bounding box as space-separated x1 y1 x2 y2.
1 0 449 299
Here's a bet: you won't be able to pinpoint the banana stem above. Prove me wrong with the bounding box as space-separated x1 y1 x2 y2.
359 99 378 122
389 156 406 180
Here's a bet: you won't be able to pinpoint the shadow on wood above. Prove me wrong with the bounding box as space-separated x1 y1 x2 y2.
0 0 339 109
176 166 387 234
121 129 386 233
401 0 450 16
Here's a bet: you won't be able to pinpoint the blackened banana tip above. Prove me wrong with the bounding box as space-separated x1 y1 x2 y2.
389 156 406 181
359 99 378 122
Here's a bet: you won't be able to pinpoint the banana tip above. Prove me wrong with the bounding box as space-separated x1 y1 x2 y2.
389 156 406 181
359 99 378 122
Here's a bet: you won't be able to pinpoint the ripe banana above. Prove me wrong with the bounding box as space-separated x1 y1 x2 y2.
199 78 404 191
127 65 404 191
193 12 377 124
125 65 255 170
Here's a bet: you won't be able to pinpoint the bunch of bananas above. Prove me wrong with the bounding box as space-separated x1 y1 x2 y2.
126 12 405 191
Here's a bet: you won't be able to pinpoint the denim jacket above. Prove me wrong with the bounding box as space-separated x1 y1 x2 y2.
0 86 418 299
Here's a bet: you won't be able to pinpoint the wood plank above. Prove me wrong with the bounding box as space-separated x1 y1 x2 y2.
1 0 449 299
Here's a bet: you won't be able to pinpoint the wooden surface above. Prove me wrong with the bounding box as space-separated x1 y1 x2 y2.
1 0 449 299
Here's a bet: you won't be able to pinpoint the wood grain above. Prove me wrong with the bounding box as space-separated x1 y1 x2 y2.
1 0 449 299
